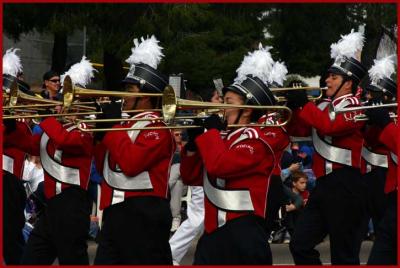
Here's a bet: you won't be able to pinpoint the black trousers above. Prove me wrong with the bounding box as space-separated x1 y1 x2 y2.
363 167 387 233
289 167 368 265
94 196 172 265
194 215 272 265
21 186 92 265
2 171 27 265
284 209 302 237
367 190 397 265
265 174 285 236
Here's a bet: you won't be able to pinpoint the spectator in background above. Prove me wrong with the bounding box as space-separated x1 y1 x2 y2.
273 171 309 244
280 142 316 191
169 129 186 232
281 171 310 243
88 159 103 241
22 156 45 243
32 70 62 135
40 70 61 100
280 143 304 181
298 144 316 190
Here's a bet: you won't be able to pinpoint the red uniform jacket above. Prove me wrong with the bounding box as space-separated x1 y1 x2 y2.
3 122 31 179
287 94 364 178
5 117 93 200
378 122 398 193
180 127 275 234
361 125 388 174
94 112 175 210
257 113 290 176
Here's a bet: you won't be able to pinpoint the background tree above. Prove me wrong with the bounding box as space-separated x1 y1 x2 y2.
3 3 396 93
4 4 93 73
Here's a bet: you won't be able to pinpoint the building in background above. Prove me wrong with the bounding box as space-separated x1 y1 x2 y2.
3 30 85 91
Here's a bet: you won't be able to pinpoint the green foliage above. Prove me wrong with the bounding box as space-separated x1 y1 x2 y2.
3 3 397 93
264 3 396 78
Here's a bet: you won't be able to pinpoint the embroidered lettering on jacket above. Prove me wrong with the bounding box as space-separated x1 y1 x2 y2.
264 131 277 138
236 144 255 154
144 131 160 140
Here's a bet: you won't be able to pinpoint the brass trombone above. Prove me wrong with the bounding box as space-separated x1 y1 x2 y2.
3 79 57 108
334 103 397 114
92 63 130 70
2 108 162 120
4 75 161 111
334 102 398 122
75 85 293 132
350 113 397 122
2 76 95 112
61 75 162 108
270 84 328 102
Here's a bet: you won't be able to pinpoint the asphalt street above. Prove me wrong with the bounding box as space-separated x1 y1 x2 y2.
86 237 373 265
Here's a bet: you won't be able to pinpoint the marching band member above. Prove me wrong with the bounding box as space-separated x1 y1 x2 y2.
286 29 368 265
365 68 398 266
361 55 397 236
93 35 175 265
180 45 277 265
3 48 31 180
2 48 32 264
5 57 96 264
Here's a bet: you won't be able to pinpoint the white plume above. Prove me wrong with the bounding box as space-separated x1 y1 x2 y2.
234 43 274 84
330 29 365 60
368 54 397 84
269 61 288 86
61 56 97 87
3 48 23 77
125 35 164 69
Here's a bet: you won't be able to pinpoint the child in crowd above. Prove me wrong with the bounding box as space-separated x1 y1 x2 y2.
281 171 309 242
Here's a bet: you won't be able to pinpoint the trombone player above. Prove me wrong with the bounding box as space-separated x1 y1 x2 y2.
2 48 31 264
363 56 397 265
365 105 398 265
93 35 175 265
360 55 397 240
286 29 368 265
4 57 97 265
179 44 278 265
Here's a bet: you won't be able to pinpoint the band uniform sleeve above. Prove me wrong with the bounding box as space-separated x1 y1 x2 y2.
196 129 271 179
102 124 174 177
261 126 290 152
299 102 364 136
40 117 93 156
4 122 40 156
379 122 398 153
286 109 312 137
180 148 204 186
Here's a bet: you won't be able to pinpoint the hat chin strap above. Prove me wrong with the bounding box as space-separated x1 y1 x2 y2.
233 109 244 126
330 79 346 100
130 84 146 110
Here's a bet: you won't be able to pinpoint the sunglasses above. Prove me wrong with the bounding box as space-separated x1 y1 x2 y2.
174 133 182 136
